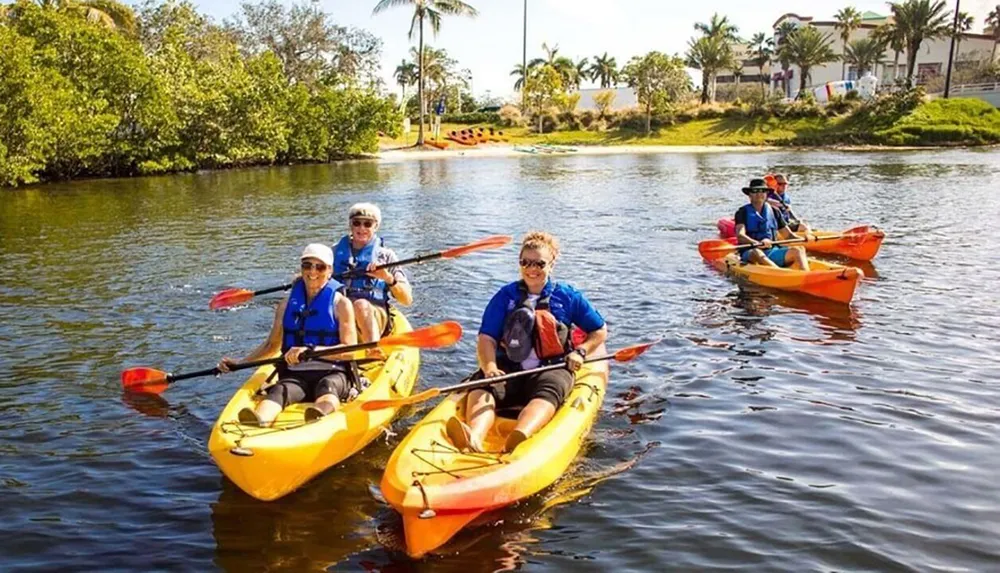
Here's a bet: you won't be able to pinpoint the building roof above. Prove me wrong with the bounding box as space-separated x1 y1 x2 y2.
860 11 886 21
771 13 813 29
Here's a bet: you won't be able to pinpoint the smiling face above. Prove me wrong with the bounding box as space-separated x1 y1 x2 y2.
519 246 555 291
300 257 332 292
349 216 379 245
749 188 768 208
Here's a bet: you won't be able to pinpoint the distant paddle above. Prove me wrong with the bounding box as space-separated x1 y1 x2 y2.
209 234 512 310
360 340 660 412
698 228 870 261
121 321 463 395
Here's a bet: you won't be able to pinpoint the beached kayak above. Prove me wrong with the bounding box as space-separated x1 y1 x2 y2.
708 254 863 304
207 312 420 501
717 218 885 261
380 350 610 558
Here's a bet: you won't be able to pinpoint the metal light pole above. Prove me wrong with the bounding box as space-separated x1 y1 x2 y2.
944 0 961 98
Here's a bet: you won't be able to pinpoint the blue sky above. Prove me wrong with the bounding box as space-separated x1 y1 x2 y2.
148 0 994 101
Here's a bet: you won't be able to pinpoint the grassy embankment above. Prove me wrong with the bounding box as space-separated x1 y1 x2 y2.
380 98 1000 149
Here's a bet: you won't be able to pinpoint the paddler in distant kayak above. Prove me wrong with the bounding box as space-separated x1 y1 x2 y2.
447 231 608 453
764 173 812 234
217 244 359 426
333 203 413 353
736 178 813 270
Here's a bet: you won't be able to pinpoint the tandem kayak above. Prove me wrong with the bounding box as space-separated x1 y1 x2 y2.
207 312 420 501
708 254 864 304
380 348 610 558
716 218 885 261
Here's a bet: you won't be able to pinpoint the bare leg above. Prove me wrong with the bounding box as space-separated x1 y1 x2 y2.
353 299 380 344
749 249 779 268
254 399 283 427
506 398 557 452
447 388 495 452
786 246 810 271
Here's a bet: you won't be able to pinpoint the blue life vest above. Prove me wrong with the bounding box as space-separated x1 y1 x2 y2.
281 279 342 352
740 203 779 242
333 235 389 305
767 190 792 223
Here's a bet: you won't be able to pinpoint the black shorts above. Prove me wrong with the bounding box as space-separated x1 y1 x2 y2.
265 364 352 407
476 355 574 409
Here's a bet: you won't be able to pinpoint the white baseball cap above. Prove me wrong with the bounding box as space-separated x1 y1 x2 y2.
348 202 382 225
300 243 333 266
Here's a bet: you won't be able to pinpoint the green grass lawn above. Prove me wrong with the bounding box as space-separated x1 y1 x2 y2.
379 99 1000 150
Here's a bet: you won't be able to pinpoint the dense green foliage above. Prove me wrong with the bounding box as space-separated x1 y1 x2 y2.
0 1 400 186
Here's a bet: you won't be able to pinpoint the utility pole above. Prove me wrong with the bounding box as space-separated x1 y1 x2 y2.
944 0 960 98
522 0 527 107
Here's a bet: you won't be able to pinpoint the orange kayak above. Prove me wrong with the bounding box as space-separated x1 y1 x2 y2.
380 351 610 558
717 219 884 261
708 254 863 304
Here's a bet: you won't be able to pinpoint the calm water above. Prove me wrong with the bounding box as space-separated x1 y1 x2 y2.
2 150 1000 572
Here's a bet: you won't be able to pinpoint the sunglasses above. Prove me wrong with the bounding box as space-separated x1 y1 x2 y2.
519 259 549 270
301 261 329 272
351 219 375 228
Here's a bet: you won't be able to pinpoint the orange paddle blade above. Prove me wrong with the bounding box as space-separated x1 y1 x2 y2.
121 367 170 394
209 288 254 310
361 388 442 411
612 340 661 362
441 235 513 259
698 239 739 261
378 321 463 350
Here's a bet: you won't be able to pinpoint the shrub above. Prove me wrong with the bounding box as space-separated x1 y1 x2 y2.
579 110 596 128
593 89 616 118
558 110 581 130
439 111 501 124
498 104 524 127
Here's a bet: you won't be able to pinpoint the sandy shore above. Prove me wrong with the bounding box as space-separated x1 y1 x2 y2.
375 143 780 162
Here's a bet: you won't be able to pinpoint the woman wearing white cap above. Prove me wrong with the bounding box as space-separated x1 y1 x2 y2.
333 203 413 350
217 243 358 426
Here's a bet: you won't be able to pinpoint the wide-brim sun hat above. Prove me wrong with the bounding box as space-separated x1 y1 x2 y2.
301 243 334 267
742 178 771 195
348 202 382 225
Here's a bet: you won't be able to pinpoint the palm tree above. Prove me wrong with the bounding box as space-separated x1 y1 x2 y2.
748 32 774 97
528 41 559 68
394 59 418 105
695 13 739 41
843 36 887 77
777 24 838 93
889 0 951 87
949 11 974 65
686 35 736 103
588 52 619 88
834 7 863 80
573 58 589 90
873 22 906 82
775 21 799 97
988 5 1000 62
510 63 528 90
373 0 478 146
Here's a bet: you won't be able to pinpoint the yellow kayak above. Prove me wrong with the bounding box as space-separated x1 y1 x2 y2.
208 312 419 501
380 346 609 558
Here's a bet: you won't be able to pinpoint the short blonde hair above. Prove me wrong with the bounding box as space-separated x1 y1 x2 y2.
520 231 560 260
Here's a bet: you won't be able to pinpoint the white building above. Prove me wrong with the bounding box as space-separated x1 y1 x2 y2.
575 86 639 112
768 11 997 97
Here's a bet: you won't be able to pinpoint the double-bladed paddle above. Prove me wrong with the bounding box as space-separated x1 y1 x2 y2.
209 234 512 310
698 226 872 261
120 321 463 395
359 340 660 412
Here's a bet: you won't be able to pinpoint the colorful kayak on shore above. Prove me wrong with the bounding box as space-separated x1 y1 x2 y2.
379 349 610 558
717 218 885 261
706 253 864 304
207 312 420 501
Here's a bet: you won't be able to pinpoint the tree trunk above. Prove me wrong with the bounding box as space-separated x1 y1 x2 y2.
893 51 900 81
416 14 425 146
710 73 718 102
645 103 651 135
906 43 918 87
700 71 710 104
759 66 766 97
799 67 808 94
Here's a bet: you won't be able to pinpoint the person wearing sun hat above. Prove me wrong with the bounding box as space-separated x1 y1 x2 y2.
332 203 413 349
217 243 358 426
734 178 812 270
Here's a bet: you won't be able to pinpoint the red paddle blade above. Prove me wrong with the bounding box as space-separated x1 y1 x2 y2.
612 340 660 362
441 235 513 259
121 367 170 394
378 321 463 350
698 239 738 261
209 288 254 310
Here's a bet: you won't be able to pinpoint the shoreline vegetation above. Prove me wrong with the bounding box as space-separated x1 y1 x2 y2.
2 1 1000 188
